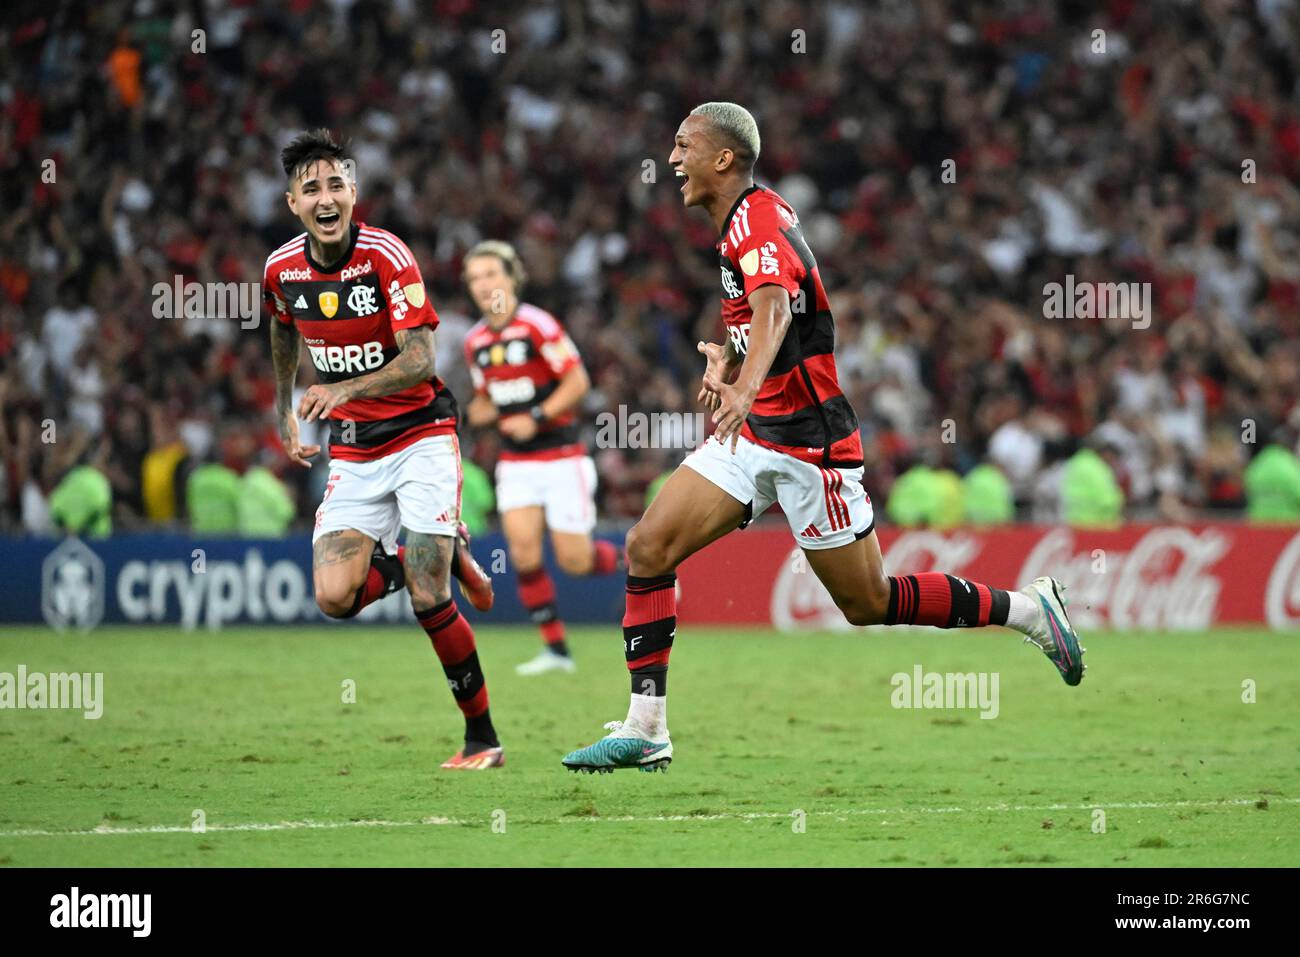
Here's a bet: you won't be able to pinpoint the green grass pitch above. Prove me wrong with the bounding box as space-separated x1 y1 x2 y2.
0 624 1295 866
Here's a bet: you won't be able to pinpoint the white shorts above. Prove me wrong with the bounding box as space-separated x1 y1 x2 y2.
682 435 874 550
495 454 597 535
313 434 461 552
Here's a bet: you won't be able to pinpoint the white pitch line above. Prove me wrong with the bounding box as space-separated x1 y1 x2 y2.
0 817 467 838
569 796 1300 824
0 797 1293 838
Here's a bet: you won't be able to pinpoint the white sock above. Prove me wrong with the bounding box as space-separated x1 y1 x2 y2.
627 693 667 737
1005 590 1040 634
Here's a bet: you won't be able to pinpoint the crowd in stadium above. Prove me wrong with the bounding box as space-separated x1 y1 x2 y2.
2 0 1299 536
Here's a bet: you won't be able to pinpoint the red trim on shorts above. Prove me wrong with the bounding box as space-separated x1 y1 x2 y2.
832 471 849 528
453 433 463 522
328 420 456 462
820 467 849 531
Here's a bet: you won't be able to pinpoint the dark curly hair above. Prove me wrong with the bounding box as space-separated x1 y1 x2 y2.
280 128 350 183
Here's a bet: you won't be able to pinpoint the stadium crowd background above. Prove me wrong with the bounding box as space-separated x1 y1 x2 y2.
2 0 1299 537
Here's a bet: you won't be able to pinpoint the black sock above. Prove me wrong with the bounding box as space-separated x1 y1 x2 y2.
465 711 498 749
632 663 667 697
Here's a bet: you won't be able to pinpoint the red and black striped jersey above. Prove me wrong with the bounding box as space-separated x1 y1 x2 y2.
464 302 585 461
262 221 458 462
717 185 863 467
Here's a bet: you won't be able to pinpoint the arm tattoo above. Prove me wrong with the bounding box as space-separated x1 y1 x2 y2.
270 319 301 417
344 326 437 401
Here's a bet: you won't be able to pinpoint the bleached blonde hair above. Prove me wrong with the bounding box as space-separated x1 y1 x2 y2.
690 102 760 169
464 239 527 292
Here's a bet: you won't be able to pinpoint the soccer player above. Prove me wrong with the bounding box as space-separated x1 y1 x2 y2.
461 241 621 675
562 103 1086 773
265 129 502 770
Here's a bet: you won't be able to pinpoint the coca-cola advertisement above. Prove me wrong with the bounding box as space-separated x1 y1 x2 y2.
677 524 1300 632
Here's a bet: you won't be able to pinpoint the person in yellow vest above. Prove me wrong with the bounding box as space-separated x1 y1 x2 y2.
142 403 189 523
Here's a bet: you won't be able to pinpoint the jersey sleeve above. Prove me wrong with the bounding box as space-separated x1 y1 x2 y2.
527 311 581 377
464 336 487 396
375 234 439 332
734 200 806 301
262 261 292 326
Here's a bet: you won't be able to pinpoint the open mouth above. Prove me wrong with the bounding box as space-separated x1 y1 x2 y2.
316 210 341 230
676 169 689 194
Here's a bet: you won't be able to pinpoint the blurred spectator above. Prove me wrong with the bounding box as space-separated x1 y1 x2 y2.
236 465 295 537
885 461 932 529
1243 432 1300 522
140 405 189 522
1062 442 1125 528
48 464 112 538
460 460 495 537
963 461 1015 526
186 460 240 534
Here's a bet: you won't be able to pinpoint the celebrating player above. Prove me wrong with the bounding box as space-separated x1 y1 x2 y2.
265 129 502 770
461 241 622 675
562 103 1086 773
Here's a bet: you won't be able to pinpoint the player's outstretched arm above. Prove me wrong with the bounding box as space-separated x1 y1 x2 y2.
705 285 792 451
298 325 437 420
271 319 320 467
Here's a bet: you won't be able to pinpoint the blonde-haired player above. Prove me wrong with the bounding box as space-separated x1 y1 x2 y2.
462 241 622 675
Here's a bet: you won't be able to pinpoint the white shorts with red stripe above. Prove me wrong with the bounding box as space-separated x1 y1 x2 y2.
495 453 598 534
313 434 462 553
682 434 873 550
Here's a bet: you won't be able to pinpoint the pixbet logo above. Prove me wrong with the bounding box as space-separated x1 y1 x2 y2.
340 260 374 281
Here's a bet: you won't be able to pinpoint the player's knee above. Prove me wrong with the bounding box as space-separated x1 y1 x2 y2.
507 543 543 572
555 550 593 576
837 582 889 629
405 565 451 609
842 601 882 627
316 587 359 620
406 582 450 610
624 522 673 576
841 579 890 627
